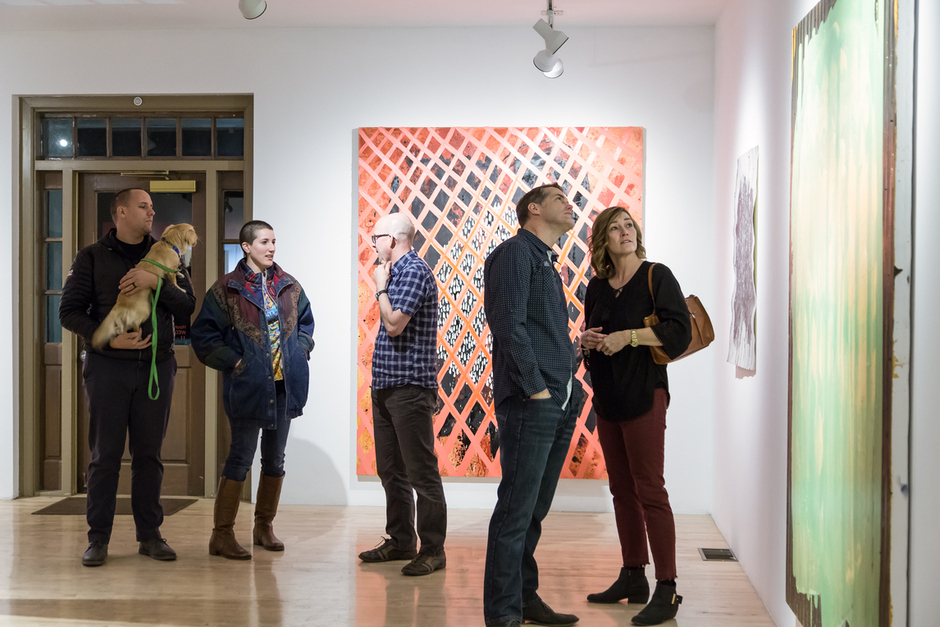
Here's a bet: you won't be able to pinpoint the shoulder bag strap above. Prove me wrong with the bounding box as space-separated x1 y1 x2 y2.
647 262 658 312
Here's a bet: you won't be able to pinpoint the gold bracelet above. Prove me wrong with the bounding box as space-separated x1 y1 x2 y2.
630 329 639 348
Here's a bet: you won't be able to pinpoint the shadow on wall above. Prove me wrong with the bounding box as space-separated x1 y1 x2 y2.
281 438 347 506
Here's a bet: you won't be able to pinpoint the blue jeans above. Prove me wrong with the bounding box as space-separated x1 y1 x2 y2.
483 394 578 625
223 385 290 482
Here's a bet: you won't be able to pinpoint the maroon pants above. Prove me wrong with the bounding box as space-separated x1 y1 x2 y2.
596 387 677 581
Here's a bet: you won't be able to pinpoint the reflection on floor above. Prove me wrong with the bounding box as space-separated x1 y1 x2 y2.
0 499 774 626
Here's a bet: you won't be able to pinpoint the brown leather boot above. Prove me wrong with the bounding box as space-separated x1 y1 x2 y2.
209 476 251 560
253 472 285 551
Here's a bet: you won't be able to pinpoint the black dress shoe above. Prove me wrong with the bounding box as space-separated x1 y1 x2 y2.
358 537 417 562
587 566 650 604
139 538 177 561
522 597 579 626
631 582 682 625
82 541 108 567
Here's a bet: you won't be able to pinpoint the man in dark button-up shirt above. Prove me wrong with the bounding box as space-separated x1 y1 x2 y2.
482 183 584 627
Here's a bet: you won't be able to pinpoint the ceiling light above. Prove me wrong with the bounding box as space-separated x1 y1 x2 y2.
533 49 563 79
239 0 266 20
532 1 568 79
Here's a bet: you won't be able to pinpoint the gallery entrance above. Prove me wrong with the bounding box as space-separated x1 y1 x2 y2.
19 92 255 499
37 168 247 497
75 173 207 496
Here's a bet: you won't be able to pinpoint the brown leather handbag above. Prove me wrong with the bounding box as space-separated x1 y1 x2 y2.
643 264 715 365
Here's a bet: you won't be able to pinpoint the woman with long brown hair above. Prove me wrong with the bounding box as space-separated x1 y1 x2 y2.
580 206 691 626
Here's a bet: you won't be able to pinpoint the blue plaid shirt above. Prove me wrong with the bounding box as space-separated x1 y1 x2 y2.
372 250 439 390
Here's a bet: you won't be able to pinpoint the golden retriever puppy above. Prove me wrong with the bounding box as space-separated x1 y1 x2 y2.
92 223 199 350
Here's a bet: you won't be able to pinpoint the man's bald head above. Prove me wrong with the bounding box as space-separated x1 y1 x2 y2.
375 213 415 245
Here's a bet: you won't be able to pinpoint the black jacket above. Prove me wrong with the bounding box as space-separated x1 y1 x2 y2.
59 229 196 361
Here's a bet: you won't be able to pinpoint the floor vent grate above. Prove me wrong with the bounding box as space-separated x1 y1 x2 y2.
698 548 737 562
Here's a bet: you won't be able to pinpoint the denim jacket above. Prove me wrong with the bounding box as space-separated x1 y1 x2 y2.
191 260 315 426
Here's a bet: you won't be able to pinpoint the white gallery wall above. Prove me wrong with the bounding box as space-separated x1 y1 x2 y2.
712 1 806 622
0 25 717 514
714 0 938 626
909 0 940 624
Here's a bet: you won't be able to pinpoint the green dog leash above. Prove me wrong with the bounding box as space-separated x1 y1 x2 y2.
141 258 179 401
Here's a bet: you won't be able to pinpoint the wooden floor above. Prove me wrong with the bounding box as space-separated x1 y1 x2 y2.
0 498 775 627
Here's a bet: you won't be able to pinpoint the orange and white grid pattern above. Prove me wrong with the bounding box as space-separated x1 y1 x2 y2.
357 127 644 479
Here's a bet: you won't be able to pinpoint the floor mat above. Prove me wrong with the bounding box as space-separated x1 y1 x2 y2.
32 496 197 516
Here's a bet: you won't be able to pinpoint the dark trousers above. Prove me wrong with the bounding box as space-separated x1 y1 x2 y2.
596 387 677 581
83 352 176 543
483 394 578 626
372 385 447 555
223 383 290 482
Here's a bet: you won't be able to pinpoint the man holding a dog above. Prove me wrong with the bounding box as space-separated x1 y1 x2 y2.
60 188 195 567
358 213 448 576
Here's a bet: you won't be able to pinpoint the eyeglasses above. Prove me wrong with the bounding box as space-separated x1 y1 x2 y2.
371 233 392 246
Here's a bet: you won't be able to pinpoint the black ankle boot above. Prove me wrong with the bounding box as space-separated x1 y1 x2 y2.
587 566 650 604
631 581 682 625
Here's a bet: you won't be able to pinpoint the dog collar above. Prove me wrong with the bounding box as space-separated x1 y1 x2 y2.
161 237 181 257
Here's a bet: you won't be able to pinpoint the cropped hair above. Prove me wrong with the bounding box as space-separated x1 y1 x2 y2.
515 183 563 227
239 220 275 254
589 206 646 279
110 188 148 221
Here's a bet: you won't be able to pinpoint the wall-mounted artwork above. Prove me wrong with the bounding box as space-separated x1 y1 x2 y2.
727 145 758 370
357 126 644 478
787 0 895 626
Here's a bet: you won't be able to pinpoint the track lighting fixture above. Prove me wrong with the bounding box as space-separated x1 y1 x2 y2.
533 0 567 79
239 0 266 20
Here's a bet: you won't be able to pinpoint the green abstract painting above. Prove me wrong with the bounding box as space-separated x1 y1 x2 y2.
787 0 894 626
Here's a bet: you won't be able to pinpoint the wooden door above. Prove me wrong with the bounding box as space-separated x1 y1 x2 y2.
73 173 207 496
39 173 64 491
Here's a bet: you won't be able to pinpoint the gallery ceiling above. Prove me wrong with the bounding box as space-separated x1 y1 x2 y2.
0 0 732 31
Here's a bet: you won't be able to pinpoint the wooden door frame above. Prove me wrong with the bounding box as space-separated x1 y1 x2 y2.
15 94 253 498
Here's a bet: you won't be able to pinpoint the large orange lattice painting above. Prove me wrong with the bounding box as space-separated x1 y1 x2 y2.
357 127 644 479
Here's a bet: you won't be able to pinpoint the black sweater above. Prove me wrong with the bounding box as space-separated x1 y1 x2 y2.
59 229 195 361
584 261 691 422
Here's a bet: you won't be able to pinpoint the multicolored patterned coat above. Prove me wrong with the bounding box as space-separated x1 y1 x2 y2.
191 259 314 425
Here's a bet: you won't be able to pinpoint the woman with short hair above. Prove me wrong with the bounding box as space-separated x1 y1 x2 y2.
191 220 314 560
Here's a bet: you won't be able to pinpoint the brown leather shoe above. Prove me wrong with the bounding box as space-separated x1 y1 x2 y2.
209 476 251 560
253 472 285 551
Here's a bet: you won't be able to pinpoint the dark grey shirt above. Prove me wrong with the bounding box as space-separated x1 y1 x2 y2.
483 228 576 408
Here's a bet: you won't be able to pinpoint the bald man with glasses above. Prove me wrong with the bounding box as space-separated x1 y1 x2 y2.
359 213 448 577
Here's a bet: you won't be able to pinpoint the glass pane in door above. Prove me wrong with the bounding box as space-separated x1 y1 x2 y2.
223 243 242 274
46 242 62 289
182 118 212 157
112 119 142 157
46 190 63 238
216 118 244 157
223 191 244 239
42 118 73 158
77 118 107 157
146 118 177 157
